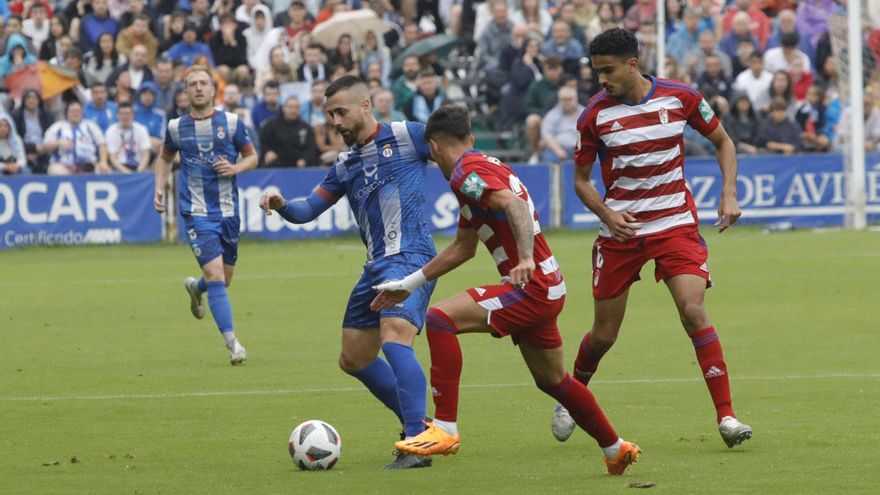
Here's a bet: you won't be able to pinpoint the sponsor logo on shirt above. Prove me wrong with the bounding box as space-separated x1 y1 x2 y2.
462 172 488 201
699 98 715 123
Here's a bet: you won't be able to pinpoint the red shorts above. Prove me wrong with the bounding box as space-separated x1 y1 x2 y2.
592 229 711 300
466 283 564 349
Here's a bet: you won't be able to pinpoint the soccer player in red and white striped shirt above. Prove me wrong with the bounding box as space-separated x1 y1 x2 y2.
551 28 752 448
371 105 641 475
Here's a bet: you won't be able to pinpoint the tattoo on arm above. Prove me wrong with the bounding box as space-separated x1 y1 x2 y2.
506 198 535 261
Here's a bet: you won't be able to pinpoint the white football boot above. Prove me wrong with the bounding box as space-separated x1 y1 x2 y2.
551 404 577 442
183 277 206 319
229 340 247 365
719 416 752 448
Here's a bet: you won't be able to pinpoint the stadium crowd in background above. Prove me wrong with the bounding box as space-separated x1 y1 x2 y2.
1 0 880 176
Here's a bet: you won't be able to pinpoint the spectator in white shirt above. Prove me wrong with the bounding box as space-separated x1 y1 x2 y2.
43 101 109 175
21 2 50 53
763 31 811 74
105 103 152 173
733 51 773 110
540 86 584 164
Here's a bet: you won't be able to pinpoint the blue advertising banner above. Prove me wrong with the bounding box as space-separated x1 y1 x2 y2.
0 173 161 249
562 153 880 229
224 164 553 241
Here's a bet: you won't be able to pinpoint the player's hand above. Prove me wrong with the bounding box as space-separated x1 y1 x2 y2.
369 280 411 312
259 191 286 215
508 258 535 287
716 193 741 233
154 190 165 213
602 210 640 242
213 156 237 176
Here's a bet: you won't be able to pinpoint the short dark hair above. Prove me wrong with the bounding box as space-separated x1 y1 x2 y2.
769 98 788 112
118 102 134 110
781 31 799 48
90 81 106 89
264 80 280 91
425 105 471 143
65 47 83 60
543 55 563 69
324 75 366 99
65 100 82 115
589 28 639 60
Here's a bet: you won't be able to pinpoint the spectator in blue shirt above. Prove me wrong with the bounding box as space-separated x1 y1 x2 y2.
83 82 118 133
542 19 584 77
251 81 281 129
667 7 702 67
79 0 118 52
718 11 761 64
134 81 166 153
166 22 213 68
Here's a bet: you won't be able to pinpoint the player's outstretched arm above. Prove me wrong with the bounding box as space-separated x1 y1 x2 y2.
486 189 535 286
370 227 480 312
706 126 741 232
574 163 639 242
259 187 335 224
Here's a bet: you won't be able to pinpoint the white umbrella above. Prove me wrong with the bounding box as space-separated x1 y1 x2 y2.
310 9 391 48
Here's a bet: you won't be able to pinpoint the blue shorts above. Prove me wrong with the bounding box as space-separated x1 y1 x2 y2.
343 252 437 331
183 215 240 267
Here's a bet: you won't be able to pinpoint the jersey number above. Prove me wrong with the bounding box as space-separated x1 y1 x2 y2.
508 175 541 235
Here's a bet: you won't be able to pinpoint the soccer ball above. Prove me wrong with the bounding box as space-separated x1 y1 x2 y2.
288 420 342 471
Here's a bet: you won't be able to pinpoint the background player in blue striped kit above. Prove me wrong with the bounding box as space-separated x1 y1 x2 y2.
259 76 437 470
153 66 259 365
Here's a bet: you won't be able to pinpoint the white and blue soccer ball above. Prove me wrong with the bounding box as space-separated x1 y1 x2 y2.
288 420 342 471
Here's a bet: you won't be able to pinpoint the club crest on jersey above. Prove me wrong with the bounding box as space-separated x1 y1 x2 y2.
216 126 226 140
382 143 393 158
659 107 669 125
462 172 489 200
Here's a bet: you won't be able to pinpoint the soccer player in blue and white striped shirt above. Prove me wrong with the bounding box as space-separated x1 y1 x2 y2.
153 66 259 365
260 76 437 470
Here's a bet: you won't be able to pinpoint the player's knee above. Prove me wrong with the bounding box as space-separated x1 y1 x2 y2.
533 368 567 389
526 115 542 128
680 302 709 331
589 331 617 352
338 354 361 374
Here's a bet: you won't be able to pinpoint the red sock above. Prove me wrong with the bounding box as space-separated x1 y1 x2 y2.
538 373 619 448
425 308 462 423
690 326 735 422
572 332 607 386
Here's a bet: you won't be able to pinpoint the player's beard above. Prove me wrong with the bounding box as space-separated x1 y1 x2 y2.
338 118 362 146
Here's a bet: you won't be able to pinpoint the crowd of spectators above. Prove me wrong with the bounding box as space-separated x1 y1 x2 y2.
1 0 880 175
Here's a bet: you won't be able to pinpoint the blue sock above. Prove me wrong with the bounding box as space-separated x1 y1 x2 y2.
347 358 403 423
206 281 234 334
382 342 427 438
197 277 208 293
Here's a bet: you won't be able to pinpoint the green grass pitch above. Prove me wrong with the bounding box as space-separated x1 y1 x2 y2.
1 228 878 494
